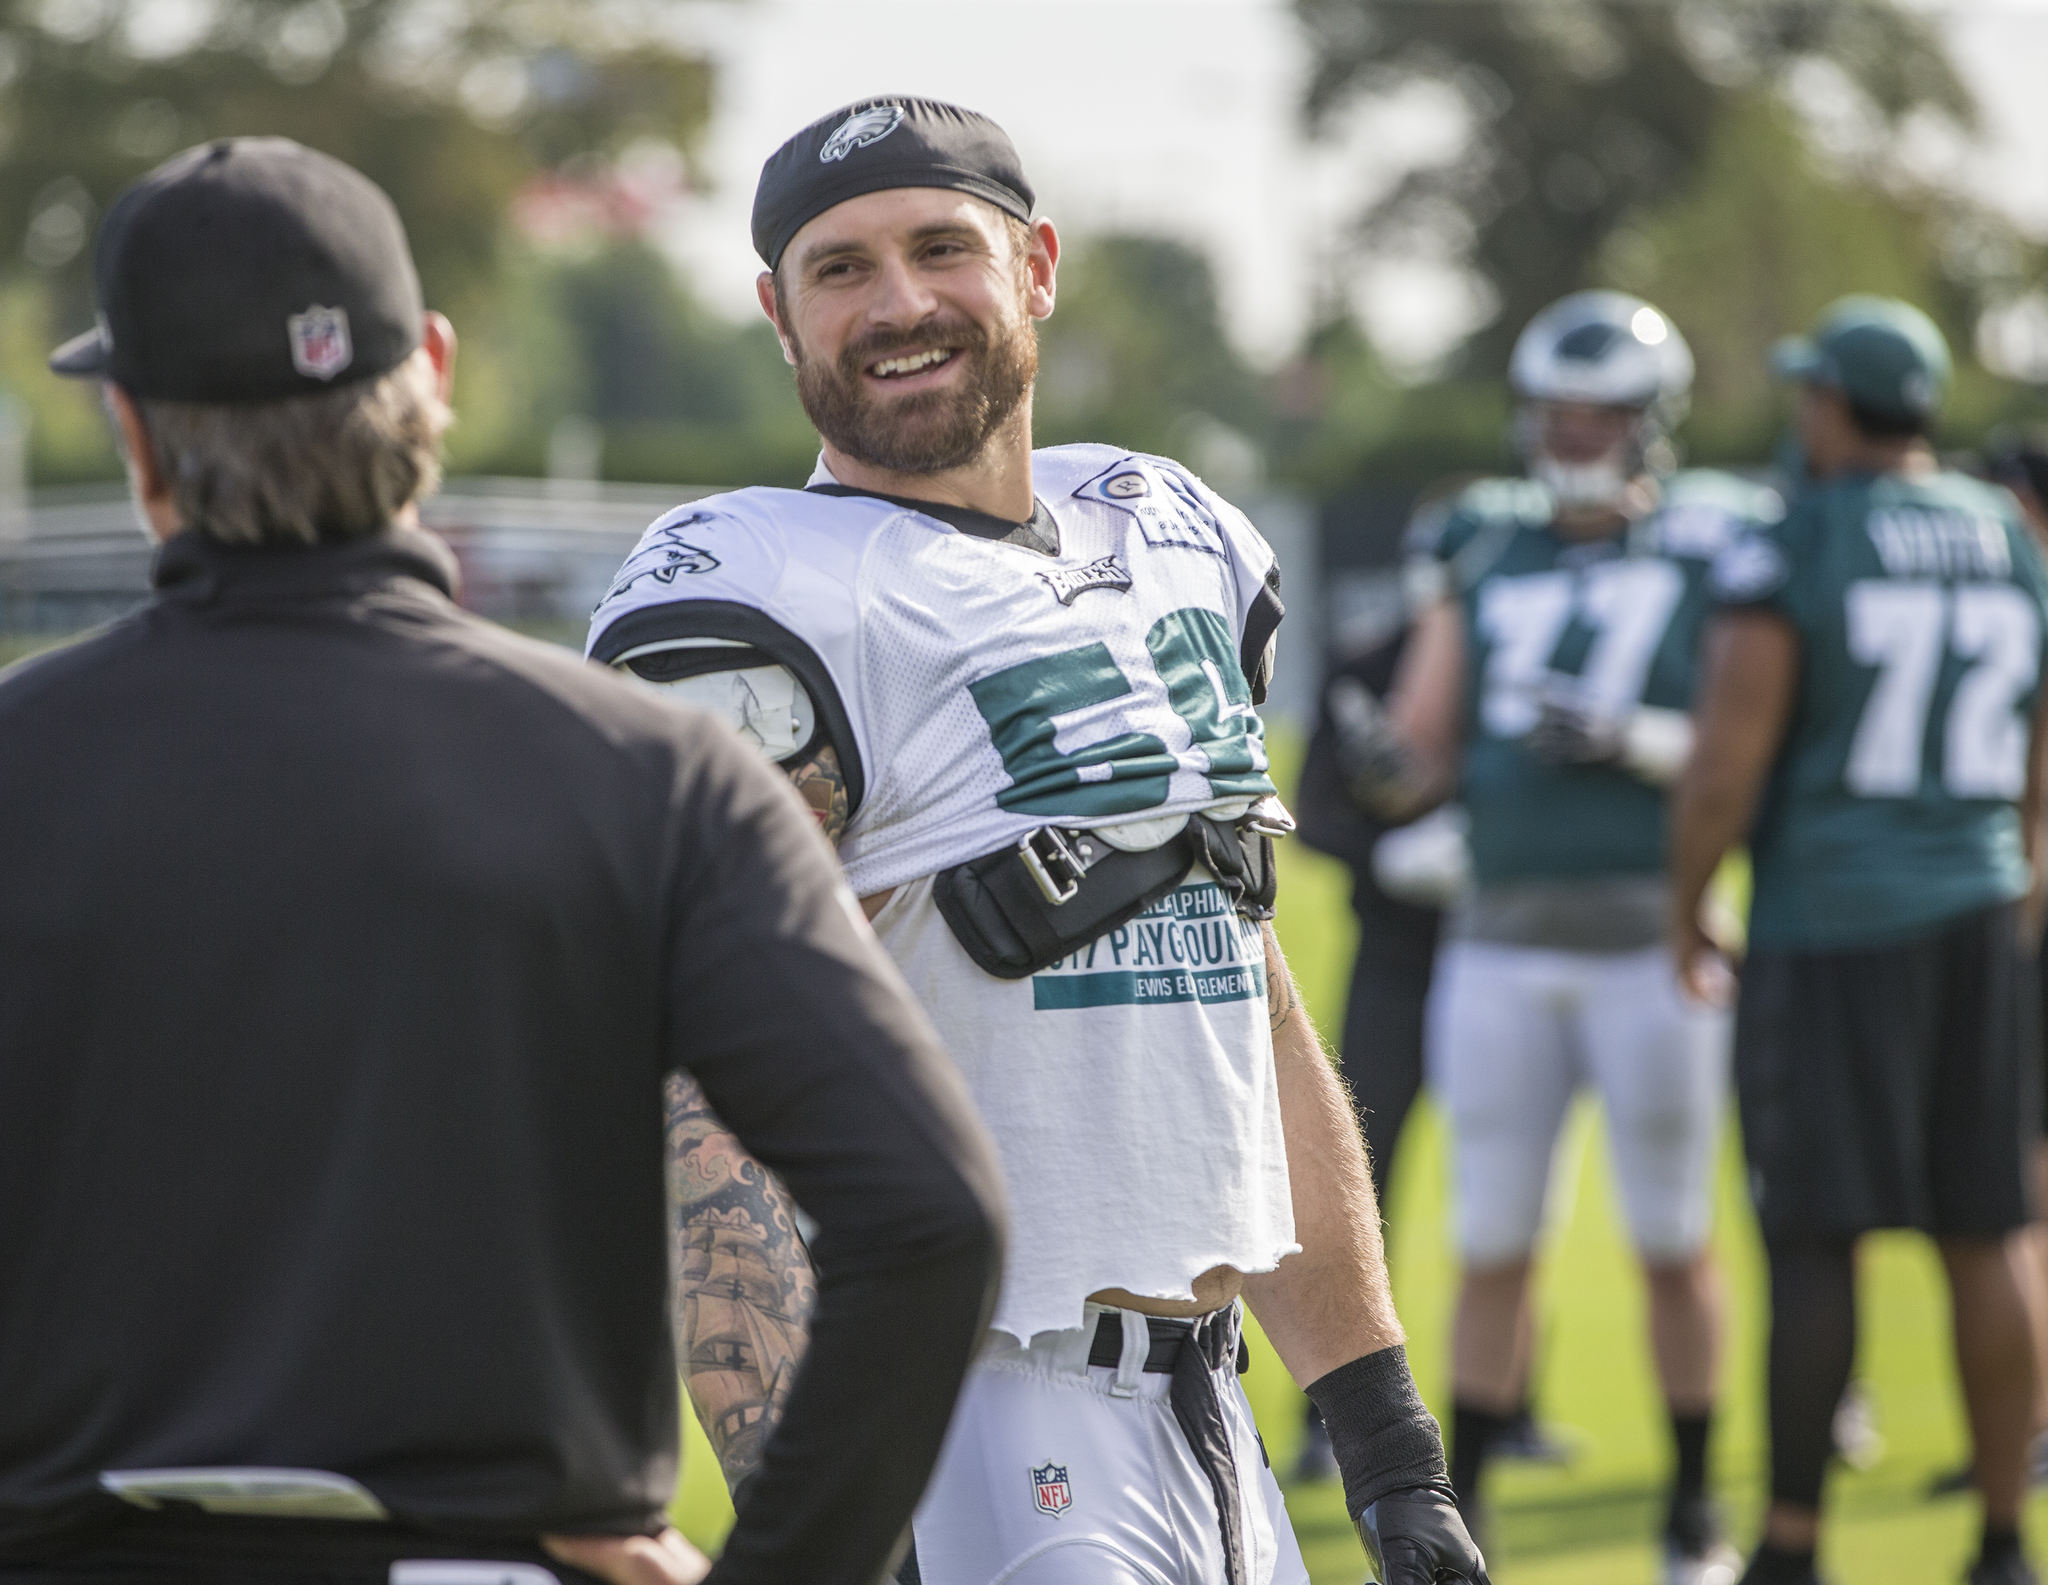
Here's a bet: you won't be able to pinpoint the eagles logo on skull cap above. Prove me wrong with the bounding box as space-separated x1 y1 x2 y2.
818 105 905 164
751 96 1035 270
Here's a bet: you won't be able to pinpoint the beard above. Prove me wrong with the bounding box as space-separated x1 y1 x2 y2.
793 305 1037 476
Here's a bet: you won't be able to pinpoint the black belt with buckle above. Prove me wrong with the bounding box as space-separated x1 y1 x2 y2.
1082 1307 1257 1585
1085 1310 1252 1376
932 810 1283 981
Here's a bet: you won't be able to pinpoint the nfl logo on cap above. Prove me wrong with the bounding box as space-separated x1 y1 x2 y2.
1029 1461 1071 1517
288 305 353 381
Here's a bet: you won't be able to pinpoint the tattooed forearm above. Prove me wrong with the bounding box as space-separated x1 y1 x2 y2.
664 1071 818 1496
787 744 850 844
1264 921 1300 1033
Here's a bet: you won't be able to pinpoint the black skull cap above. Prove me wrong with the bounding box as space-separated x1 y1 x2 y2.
48 137 423 403
751 96 1035 270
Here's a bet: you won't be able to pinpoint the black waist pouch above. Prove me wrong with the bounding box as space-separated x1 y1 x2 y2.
932 816 1278 981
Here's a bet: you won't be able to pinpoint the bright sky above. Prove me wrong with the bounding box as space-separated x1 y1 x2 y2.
660 0 2048 371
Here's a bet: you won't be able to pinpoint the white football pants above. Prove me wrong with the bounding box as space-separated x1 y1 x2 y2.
908 1306 1311 1585
1426 940 1729 1265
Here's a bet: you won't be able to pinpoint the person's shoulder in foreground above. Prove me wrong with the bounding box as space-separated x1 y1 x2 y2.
8 132 1002 1585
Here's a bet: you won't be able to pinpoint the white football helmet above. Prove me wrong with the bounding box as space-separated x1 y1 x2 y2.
1510 291 1694 510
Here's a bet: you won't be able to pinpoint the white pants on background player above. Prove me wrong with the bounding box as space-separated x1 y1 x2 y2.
1428 941 1729 1262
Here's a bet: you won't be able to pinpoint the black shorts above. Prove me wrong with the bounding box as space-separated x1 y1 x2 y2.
1735 900 2041 1242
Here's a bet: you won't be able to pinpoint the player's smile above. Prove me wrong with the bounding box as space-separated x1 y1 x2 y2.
868 346 957 380
862 343 966 397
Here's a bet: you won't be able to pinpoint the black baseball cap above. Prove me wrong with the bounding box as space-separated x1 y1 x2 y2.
48 137 424 403
751 96 1034 271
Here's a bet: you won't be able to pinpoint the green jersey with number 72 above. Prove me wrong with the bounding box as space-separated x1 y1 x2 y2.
1712 468 2048 949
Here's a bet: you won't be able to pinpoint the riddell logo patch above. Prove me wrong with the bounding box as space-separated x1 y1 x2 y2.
1037 555 1132 605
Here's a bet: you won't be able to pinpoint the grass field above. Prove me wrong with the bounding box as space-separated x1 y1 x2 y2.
664 730 2048 1584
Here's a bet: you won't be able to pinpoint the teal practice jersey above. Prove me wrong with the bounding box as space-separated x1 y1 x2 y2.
1417 471 1782 887
1714 468 2048 949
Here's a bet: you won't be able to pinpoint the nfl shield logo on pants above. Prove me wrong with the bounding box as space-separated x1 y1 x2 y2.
1030 1461 1071 1517
288 305 353 381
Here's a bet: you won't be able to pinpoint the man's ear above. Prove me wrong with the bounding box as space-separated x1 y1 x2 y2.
1025 218 1059 322
105 384 180 541
107 385 163 501
421 312 457 402
757 271 799 367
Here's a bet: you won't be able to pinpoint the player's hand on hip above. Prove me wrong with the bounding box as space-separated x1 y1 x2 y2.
541 1528 711 1585
1671 909 1735 1007
1359 1488 1490 1585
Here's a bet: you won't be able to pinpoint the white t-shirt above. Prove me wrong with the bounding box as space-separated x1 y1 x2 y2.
588 443 1299 1339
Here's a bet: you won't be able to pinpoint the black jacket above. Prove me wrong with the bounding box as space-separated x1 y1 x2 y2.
0 528 1002 1584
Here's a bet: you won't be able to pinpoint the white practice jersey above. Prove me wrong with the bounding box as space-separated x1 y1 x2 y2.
588 444 1299 1340
589 446 1283 894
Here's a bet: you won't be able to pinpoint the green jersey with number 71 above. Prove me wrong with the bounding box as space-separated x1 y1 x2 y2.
1712 468 2048 949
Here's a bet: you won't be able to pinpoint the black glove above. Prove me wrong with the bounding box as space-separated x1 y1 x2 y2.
1522 698 1623 767
1327 677 1424 817
1304 1347 1489 1585
1359 1487 1490 1585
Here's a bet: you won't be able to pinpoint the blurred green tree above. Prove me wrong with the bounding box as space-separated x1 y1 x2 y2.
459 238 814 486
1599 90 2037 457
0 0 713 311
0 0 718 481
1295 0 1978 369
1034 234 1266 464
1266 311 1405 494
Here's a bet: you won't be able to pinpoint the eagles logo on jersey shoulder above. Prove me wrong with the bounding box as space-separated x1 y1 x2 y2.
1407 477 1553 599
597 511 723 607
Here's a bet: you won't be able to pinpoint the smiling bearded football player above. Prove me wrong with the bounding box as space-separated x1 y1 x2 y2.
586 98 1486 1585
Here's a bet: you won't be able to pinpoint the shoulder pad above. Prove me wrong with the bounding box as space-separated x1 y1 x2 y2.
1661 468 1784 520
617 647 817 765
1455 476 1554 527
1409 477 1544 569
1709 529 1793 606
1651 472 1782 561
1933 470 2022 521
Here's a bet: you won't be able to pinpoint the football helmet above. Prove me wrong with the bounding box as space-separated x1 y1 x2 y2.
1510 291 1694 510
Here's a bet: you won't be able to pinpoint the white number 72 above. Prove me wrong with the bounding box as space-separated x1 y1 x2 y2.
1845 579 2040 799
